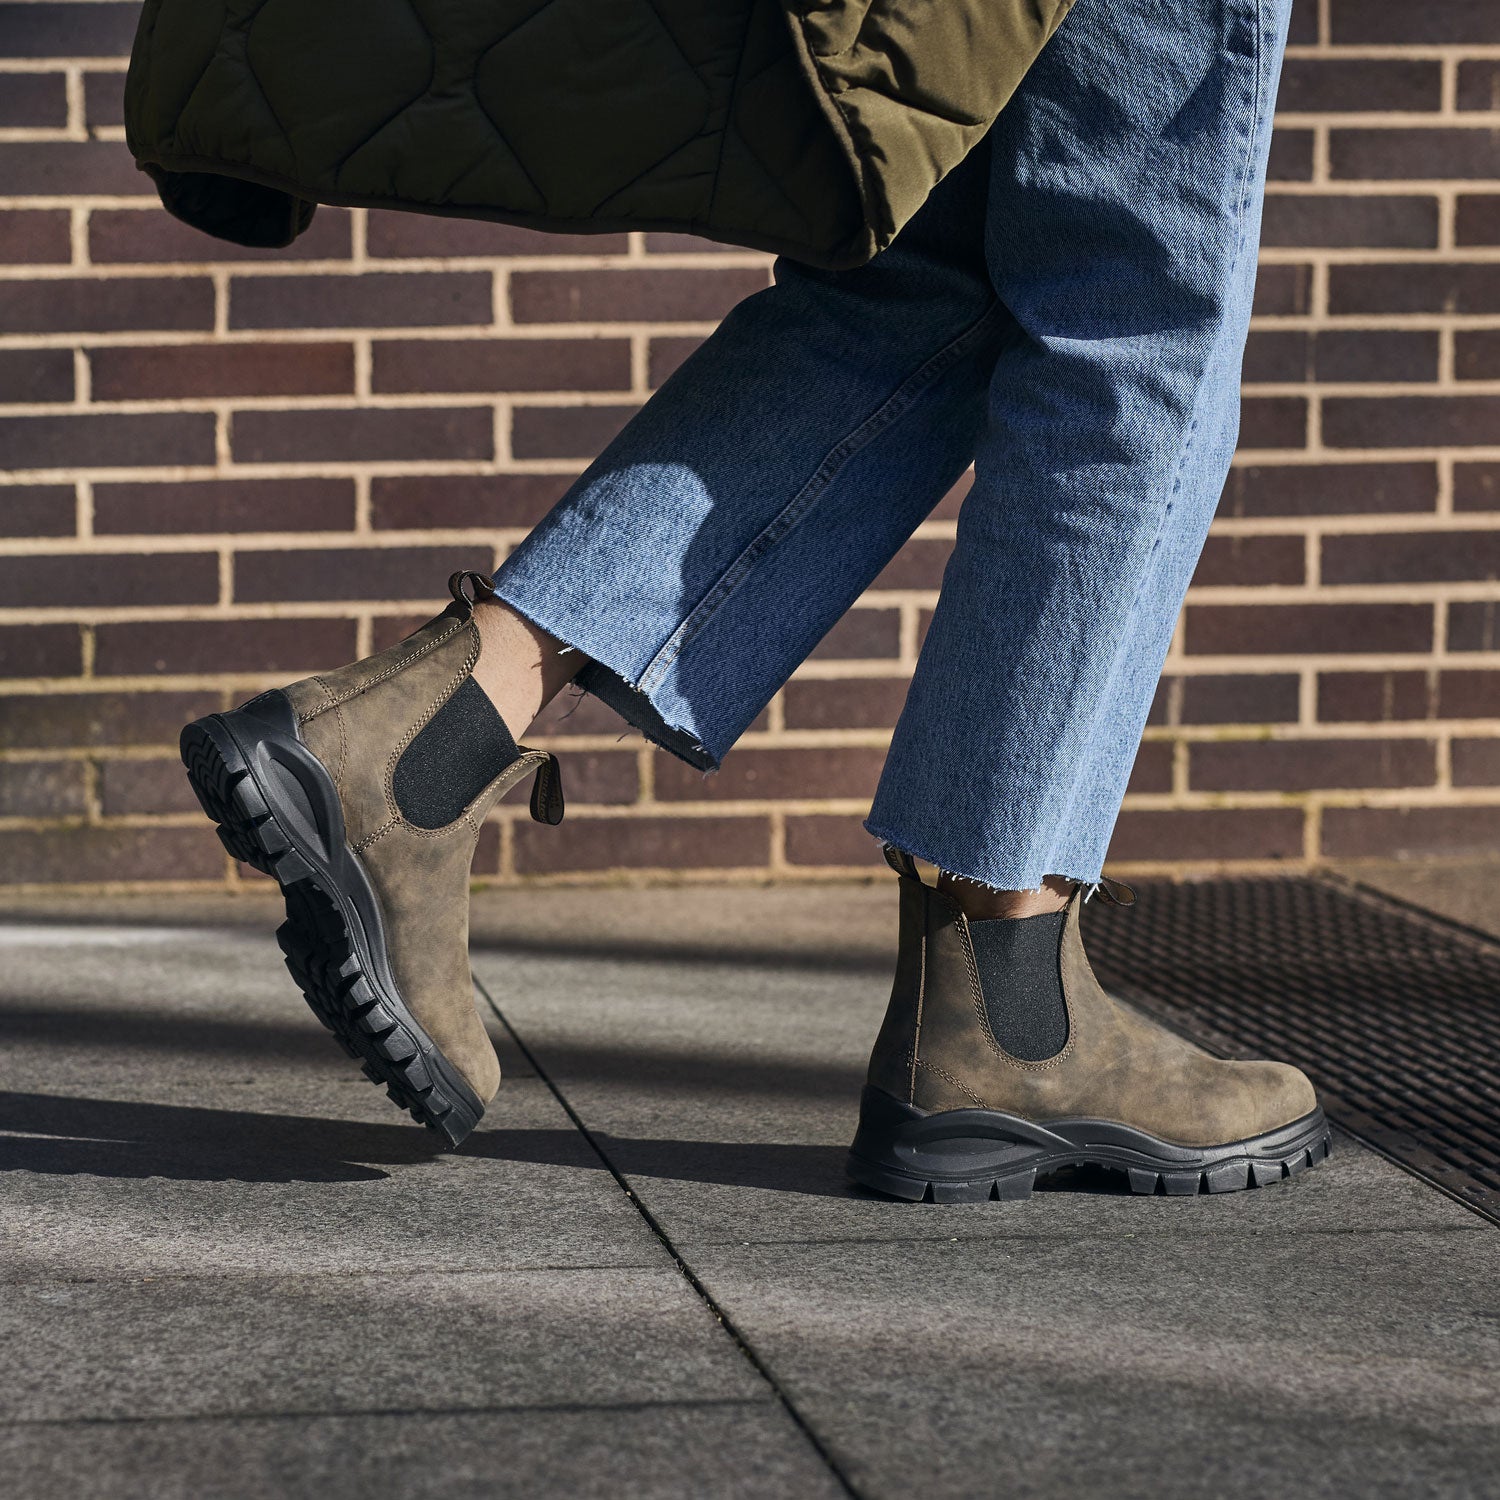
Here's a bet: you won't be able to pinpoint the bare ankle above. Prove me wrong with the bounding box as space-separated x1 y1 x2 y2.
936 871 1075 920
470 598 584 735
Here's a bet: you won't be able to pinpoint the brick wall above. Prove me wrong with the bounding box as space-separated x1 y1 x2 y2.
2 0 1499 891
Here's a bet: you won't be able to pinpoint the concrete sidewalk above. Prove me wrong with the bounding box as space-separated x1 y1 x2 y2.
2 883 1497 1498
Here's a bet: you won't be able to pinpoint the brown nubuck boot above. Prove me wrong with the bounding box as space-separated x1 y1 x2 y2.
179 571 564 1147
848 849 1331 1201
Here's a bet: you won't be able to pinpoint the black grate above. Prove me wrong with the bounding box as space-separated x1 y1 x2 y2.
1080 876 1500 1223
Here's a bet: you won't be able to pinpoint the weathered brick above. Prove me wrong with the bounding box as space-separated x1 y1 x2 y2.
230 273 493 330
0 3 140 55
1318 671 1432 722
97 757 203 815
1455 195 1500 247
1449 600 1499 653
1456 60 1500 112
513 814 770 873
1277 59 1441 113
810 609 901 660
1332 128 1500 182
655 747 886 803
93 477 356 534
233 546 492 603
94 617 359 677
873 538 953 591
1321 805 1500 861
0 483 74 538
1259 194 1437 250
510 268 769 324
0 551 218 607
1439 669 1500 719
1239 396 1307 449
510 404 638 460
1454 464 1500 512
783 677 911 731
1190 736 1435 792
0 690 218 749
1126 741 1174 795
1252 263 1313 317
1324 397 1500 449
1324 530 1500 585
0 624 82 679
366 213 628 259
0 72 66 127
1178 673 1301 724
89 207 353 264
1192 534 1304 587
0 411 216 470
1329 262 1500 316
0 759 87 817
90 342 356 400
0 208 70 263
231 406 493 464
1451 738 1500 787
0 347 74 404
1329 1 1500 44
1185 603 1432 655
648 336 705 387
1107 807 1304 862
784 813 884 867
1266 130 1314 182
0 141 148 196
0 826 224 885
0 276 213 333
1219 462 1436 517
372 473 570 531
373 337 630 395
1455 332 1500 382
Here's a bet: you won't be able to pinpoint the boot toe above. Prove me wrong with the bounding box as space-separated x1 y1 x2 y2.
1237 1058 1319 1137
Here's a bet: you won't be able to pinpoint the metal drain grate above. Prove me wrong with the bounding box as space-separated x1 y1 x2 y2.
1080 876 1500 1223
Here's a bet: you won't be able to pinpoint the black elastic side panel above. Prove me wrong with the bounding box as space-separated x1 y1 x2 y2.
969 909 1069 1062
392 677 519 830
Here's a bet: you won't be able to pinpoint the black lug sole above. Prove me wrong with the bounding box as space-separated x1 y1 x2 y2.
847 1085 1332 1203
180 692 484 1148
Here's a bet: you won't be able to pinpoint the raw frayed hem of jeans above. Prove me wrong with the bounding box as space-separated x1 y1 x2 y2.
573 659 719 773
864 827 1102 900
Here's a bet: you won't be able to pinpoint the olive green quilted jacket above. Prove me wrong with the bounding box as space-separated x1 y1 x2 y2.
124 0 1074 268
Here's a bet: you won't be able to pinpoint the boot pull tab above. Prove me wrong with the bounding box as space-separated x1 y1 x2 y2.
1083 874 1137 907
449 570 497 617
882 843 920 880
528 752 565 826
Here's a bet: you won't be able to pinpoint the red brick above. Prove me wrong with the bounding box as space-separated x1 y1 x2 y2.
0 276 212 333
782 677 911 731
0 551 217 607
1322 530 1500 585
0 624 83 679
1329 263 1500 316
1239 396 1307 449
1316 330 1438 384
1439 669 1500 718
83 69 124 130
1454 464 1500 513
810 609 901 660
90 342 355 400
655 746 886 803
0 3 139 54
0 759 87 817
373 336 630 395
0 690 219 749
366 213 628 259
1321 805 1500 861
643 233 755 256
231 406 493 464
1317 671 1432 722
230 273 493 330
372 474 570 531
648 336 705 387
233 546 492 603
0 826 224 886
93 477 356 535
784 813 884 867
1451 738 1500 787
1455 332 1500 382
1191 534 1304 587
1277 59 1441 113
510 404 638 460
1455 196 1500 247
1178 673 1300 724
0 347 74 403
1126 741 1174 795
513 814 770 873
874 538 953 591
1329 2 1500 44
1184 603 1432 655
0 72 66 126
1219 463 1435 518
0 411 216 470
1259 194 1437 250
510 268 769 324
527 684 640 738
0 483 75 538
1332 128 1500 182
1456 60 1500 111
1242 330 1306 383
1253 263 1313 316
1288 0 1318 43
1324 397 1500 449
0 141 145 196
0 208 70 263
1107 807 1304 862
503 749 636 806
1266 130 1314 182
1189 736 1435 792
94 617 359 677
89 208 353 264
1449 601 1499 652
96 757 202 815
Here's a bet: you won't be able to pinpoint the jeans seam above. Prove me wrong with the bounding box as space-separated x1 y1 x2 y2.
636 297 1010 695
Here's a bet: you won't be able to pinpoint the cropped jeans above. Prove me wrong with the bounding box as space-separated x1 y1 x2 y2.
492 0 1293 892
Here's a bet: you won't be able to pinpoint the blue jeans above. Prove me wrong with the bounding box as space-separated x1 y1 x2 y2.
492 0 1293 891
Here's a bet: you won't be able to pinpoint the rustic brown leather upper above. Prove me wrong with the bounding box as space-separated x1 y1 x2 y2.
868 870 1318 1146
